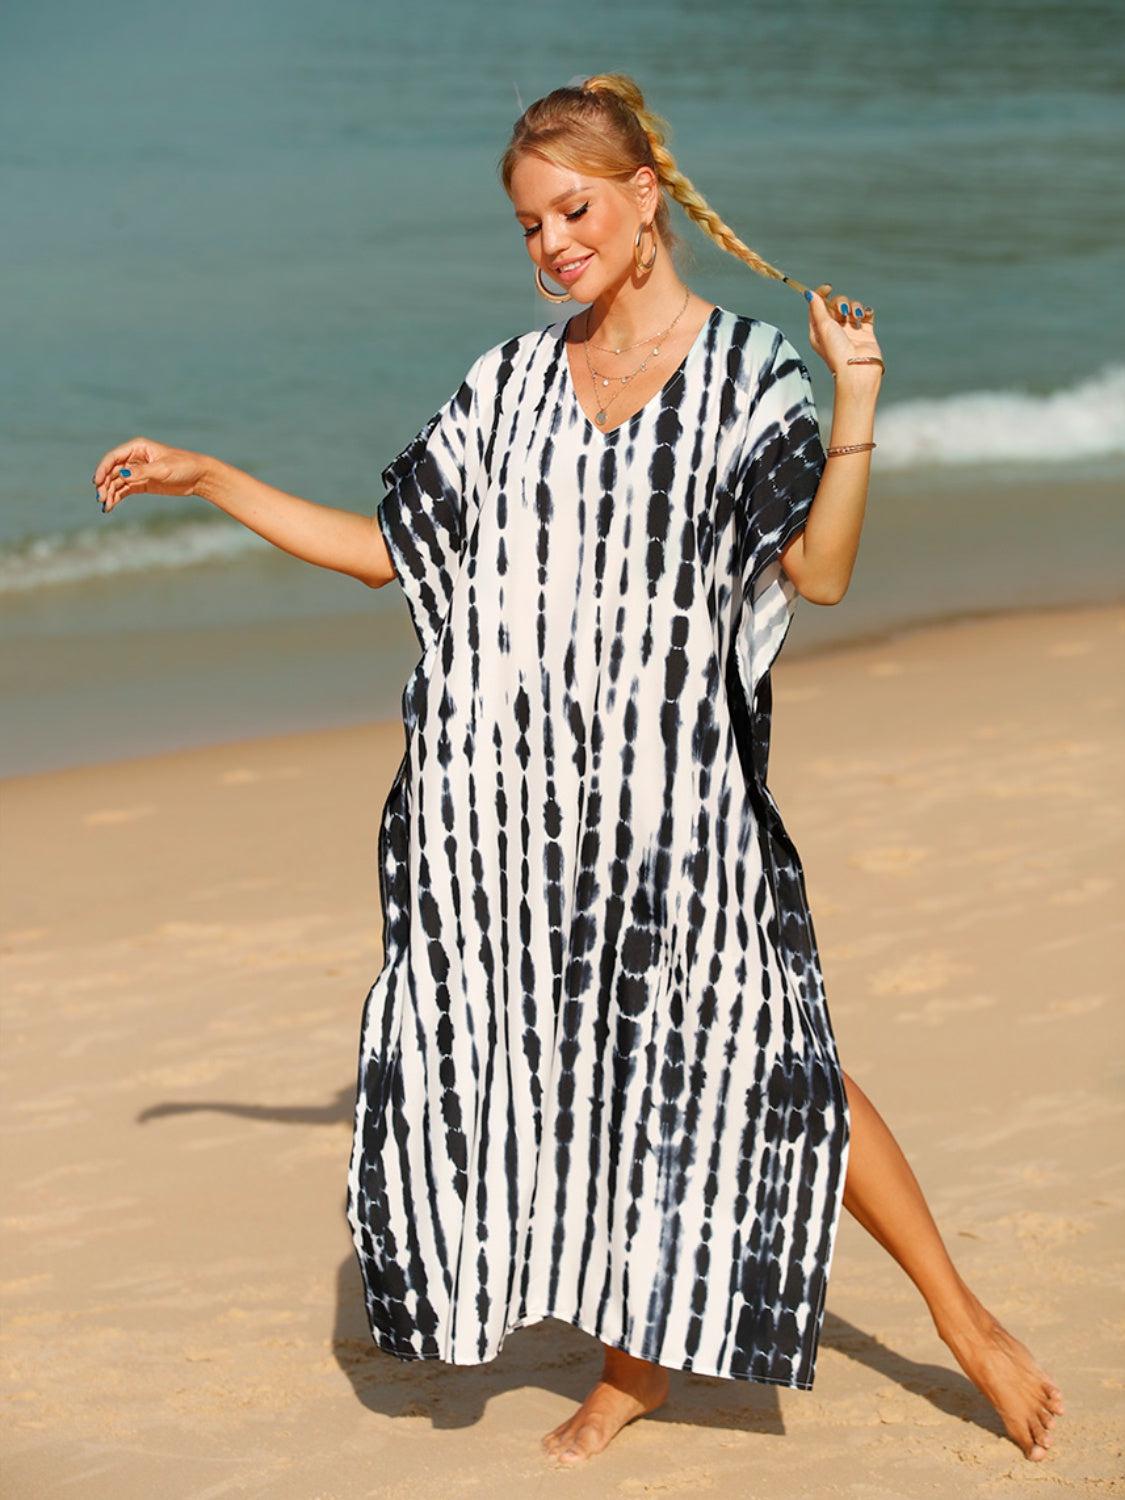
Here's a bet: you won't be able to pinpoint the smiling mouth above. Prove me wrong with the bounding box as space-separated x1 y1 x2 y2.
554 254 593 275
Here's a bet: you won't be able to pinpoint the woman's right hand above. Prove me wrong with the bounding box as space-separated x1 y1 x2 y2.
92 437 210 514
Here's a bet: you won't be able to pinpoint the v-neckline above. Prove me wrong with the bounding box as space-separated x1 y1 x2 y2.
559 304 722 439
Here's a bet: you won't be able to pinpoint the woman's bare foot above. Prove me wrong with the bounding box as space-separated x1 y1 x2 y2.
934 1285 1067 1461
541 1343 670 1466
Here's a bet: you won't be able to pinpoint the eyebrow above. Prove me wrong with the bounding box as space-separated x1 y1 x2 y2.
513 186 589 219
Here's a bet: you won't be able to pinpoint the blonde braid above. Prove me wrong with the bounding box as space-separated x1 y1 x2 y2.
581 72 812 298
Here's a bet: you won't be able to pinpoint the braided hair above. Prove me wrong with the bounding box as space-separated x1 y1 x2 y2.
499 71 809 296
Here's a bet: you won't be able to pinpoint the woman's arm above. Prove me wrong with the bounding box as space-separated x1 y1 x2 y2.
197 457 395 589
780 283 885 606
92 436 396 589
780 367 882 606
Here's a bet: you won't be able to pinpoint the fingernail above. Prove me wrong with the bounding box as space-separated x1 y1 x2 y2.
95 491 100 499
841 302 849 314
854 304 863 315
804 290 812 301
120 467 131 478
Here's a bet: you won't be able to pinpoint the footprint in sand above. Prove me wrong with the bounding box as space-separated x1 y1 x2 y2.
1049 875 1115 906
896 992 997 1026
154 920 233 940
871 950 973 997
1043 737 1103 757
1030 993 1107 1020
848 845 931 875
82 805 157 826
990 1209 1093 1248
192 876 283 899
218 766 304 786
618 1473 719 1494
775 683 822 703
0 928 50 946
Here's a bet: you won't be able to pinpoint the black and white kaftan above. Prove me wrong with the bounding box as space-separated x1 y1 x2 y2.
345 305 851 1389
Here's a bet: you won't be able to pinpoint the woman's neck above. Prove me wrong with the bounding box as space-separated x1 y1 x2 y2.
579 275 697 350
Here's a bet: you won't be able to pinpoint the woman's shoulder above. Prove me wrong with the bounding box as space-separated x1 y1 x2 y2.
447 320 561 397
720 310 819 402
485 317 565 362
722 309 808 361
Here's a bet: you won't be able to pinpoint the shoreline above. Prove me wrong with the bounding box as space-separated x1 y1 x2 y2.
6 454 1125 780
5 594 1121 785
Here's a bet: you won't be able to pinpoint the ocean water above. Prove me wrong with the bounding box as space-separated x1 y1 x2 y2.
1 0 1122 774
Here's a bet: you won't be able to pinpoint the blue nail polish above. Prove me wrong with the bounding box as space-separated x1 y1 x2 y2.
95 491 100 499
120 467 131 478
841 302 849 314
804 289 812 301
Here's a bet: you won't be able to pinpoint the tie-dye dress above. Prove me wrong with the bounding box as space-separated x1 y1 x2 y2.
345 304 852 1390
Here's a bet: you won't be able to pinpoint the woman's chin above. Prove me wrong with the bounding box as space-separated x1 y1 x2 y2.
568 276 605 304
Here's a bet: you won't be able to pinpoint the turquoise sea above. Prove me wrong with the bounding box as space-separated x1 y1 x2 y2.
1 0 1122 774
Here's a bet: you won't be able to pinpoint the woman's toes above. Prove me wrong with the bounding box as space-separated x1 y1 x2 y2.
557 1421 599 1464
1027 1415 1053 1456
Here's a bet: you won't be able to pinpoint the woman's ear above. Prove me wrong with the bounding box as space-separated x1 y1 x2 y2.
630 164 660 218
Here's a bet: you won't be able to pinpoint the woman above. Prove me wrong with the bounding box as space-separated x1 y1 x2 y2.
92 72 1064 1468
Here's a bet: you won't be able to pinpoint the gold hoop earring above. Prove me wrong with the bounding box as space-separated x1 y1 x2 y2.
535 266 572 303
634 222 658 273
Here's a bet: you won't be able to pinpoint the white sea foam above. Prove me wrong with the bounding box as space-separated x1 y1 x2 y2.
0 512 266 594
3 365 1122 595
868 362 1125 470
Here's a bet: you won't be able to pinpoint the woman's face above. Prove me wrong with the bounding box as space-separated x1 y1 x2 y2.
509 154 655 303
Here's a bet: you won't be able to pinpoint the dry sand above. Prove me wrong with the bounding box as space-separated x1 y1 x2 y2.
2 602 1123 1498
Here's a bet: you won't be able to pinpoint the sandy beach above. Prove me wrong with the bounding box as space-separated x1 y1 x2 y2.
2 601 1122 1498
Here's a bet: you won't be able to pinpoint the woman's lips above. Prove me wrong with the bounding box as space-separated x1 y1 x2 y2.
554 253 593 284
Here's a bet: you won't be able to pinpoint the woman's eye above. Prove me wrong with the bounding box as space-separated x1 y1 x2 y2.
522 202 590 239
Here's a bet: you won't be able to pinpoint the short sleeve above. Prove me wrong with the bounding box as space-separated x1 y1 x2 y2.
732 330 826 708
736 331 826 592
376 352 485 662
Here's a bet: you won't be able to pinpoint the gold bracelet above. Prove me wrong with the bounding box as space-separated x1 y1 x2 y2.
832 356 886 378
826 441 876 457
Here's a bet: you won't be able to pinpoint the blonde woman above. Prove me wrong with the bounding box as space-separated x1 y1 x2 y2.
92 72 1065 1470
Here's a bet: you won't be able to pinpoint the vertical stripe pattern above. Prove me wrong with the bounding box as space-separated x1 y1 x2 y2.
345 306 851 1389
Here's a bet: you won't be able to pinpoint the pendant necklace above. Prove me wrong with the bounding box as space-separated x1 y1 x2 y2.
580 288 692 426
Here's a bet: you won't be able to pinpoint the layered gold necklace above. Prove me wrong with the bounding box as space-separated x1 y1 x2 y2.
579 287 692 426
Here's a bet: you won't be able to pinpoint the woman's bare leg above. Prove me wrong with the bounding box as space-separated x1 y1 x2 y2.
541 1068 1067 1468
840 1070 1066 1460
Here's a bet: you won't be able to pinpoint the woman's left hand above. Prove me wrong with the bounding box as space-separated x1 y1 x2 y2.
806 283 883 381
